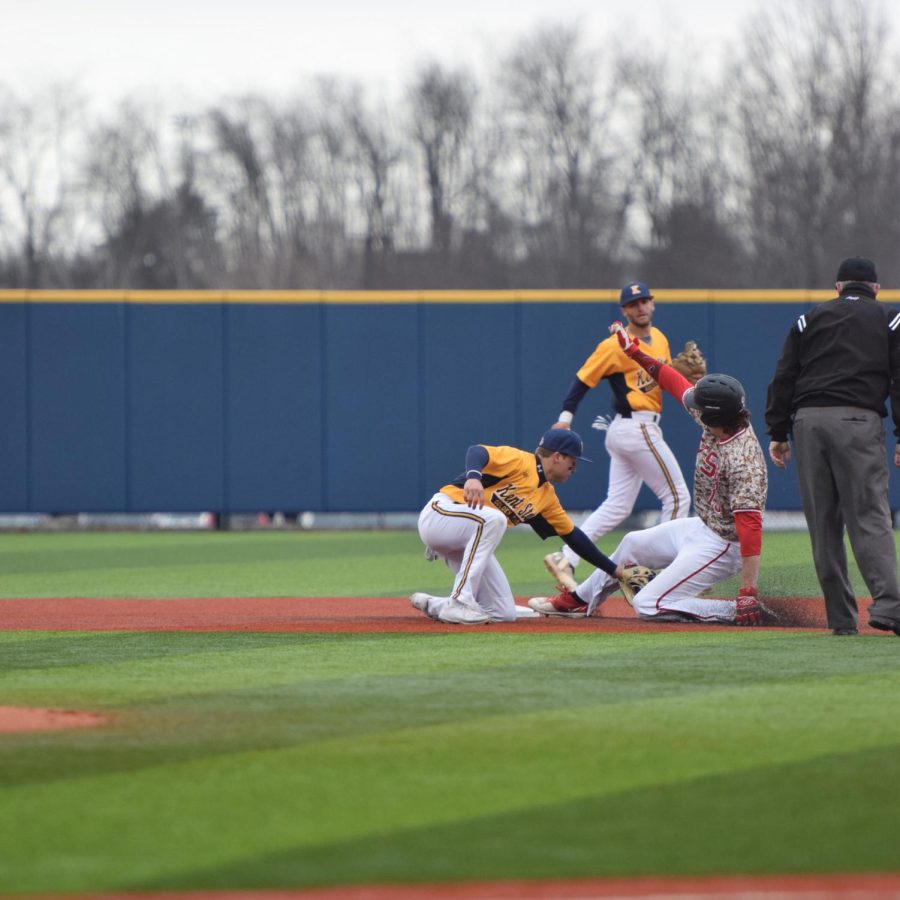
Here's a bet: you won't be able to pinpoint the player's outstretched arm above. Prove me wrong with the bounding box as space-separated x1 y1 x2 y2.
561 527 623 579
553 378 591 429
610 322 693 407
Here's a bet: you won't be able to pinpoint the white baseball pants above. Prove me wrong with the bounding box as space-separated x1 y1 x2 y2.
562 413 690 570
417 493 520 622
579 517 741 622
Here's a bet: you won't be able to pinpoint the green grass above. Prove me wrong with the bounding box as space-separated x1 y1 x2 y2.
0 528 863 599
1 530 898 893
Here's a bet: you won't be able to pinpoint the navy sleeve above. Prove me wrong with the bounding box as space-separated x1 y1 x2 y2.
463 445 489 477
561 377 591 414
561 527 618 576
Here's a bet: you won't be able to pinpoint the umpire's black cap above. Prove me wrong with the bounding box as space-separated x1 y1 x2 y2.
836 256 878 283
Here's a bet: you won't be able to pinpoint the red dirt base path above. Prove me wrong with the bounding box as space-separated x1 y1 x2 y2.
0 594 885 633
0 705 109 733
51 871 900 898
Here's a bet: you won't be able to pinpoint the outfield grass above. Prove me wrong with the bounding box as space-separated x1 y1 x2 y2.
1 530 899 894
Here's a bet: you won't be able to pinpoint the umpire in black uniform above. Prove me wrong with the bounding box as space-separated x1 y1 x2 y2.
766 256 900 636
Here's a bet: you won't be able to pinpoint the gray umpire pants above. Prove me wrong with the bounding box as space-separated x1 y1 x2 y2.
793 406 900 630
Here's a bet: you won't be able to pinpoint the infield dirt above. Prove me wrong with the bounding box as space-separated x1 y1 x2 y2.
0 594 880 633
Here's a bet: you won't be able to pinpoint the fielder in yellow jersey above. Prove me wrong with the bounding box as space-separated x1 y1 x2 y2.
439 445 575 533
410 429 625 625
576 325 669 414
544 281 691 591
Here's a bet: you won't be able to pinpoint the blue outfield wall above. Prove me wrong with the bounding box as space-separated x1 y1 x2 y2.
3 289 899 514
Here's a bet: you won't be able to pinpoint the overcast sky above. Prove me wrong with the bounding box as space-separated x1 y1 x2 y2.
4 0 779 109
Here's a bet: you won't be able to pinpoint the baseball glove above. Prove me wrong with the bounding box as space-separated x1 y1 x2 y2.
670 341 707 384
618 564 659 606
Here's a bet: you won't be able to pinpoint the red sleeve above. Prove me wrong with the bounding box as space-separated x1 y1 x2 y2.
628 345 694 405
734 510 763 557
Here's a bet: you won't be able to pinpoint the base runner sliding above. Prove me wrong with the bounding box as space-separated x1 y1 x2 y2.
530 323 770 626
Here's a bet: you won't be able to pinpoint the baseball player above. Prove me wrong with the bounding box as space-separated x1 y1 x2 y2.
411 429 626 624
544 281 692 591
530 324 768 625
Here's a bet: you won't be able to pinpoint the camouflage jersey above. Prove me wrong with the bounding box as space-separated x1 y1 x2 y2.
688 409 768 542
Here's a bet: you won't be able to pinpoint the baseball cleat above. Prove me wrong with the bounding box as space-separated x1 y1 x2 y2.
409 592 440 619
543 551 578 591
527 588 589 618
437 600 490 625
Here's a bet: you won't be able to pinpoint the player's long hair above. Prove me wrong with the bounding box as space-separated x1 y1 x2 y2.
719 409 752 436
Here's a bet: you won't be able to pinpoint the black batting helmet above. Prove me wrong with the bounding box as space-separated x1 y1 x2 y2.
684 374 747 426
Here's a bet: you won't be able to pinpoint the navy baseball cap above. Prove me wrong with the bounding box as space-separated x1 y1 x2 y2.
620 281 654 305
538 428 592 462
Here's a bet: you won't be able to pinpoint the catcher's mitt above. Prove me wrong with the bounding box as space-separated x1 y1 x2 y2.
618 564 659 606
670 341 707 384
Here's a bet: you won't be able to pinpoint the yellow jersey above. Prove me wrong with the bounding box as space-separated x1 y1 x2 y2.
576 327 671 415
441 445 574 539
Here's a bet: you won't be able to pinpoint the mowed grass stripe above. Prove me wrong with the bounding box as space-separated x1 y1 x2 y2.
163 745 900 891
1 630 897 708
3 666 900 892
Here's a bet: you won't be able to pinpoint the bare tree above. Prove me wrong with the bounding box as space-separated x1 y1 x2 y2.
618 54 749 286
201 83 394 288
347 90 400 286
497 23 630 286
0 84 84 287
83 101 221 288
728 0 898 286
8 6 900 291
265 103 317 286
299 79 360 287
408 63 476 256
204 96 279 285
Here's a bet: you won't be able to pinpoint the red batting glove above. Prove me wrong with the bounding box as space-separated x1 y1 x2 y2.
609 322 640 356
735 586 762 626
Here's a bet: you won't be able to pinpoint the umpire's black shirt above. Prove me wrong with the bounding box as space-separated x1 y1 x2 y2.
765 282 900 442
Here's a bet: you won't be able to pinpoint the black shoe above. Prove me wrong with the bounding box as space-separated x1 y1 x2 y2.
869 616 900 636
832 627 858 636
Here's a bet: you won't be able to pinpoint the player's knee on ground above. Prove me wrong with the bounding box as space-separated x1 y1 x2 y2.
488 605 517 622
631 585 664 618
